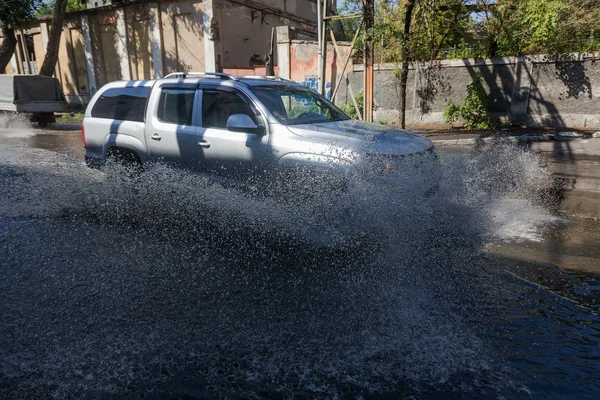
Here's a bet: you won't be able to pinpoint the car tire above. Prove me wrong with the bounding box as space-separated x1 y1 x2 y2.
106 147 143 174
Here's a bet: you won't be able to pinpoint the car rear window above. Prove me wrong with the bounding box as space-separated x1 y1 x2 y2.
91 87 151 122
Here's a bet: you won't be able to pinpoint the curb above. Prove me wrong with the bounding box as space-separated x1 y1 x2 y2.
432 134 555 146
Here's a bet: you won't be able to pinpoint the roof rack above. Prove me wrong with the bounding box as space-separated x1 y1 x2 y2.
163 72 235 80
162 72 297 84
237 76 296 83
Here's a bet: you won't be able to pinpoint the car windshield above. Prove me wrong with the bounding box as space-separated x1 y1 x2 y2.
249 85 350 125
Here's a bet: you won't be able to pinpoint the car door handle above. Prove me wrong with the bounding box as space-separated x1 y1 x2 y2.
198 140 211 148
150 133 162 141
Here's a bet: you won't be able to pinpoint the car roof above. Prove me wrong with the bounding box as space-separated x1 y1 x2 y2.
101 75 307 91
159 73 303 87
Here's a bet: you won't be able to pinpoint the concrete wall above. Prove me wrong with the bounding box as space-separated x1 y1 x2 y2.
289 40 351 101
341 54 600 128
273 26 351 101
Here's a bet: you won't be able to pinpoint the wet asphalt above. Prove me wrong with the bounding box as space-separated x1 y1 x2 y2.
1 122 600 399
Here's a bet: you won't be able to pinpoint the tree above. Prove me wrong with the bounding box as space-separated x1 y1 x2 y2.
339 0 600 126
398 0 415 129
38 0 66 76
472 0 600 57
0 0 40 73
36 0 85 17
396 0 471 127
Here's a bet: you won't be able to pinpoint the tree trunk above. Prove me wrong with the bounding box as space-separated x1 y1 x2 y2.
0 28 17 73
39 0 67 77
399 0 416 129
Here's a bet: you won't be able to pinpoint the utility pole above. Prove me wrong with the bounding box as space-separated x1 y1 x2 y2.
317 0 323 94
363 0 374 122
319 0 328 96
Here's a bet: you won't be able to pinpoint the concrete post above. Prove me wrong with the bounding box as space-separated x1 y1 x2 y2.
276 26 292 79
115 9 131 80
18 31 31 74
13 34 24 74
80 15 97 94
10 54 18 74
202 0 216 72
40 22 49 56
148 3 164 78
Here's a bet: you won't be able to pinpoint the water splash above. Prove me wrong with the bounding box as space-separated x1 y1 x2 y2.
0 142 556 398
0 114 34 136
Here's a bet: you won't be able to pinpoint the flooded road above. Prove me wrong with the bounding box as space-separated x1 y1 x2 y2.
1 122 600 399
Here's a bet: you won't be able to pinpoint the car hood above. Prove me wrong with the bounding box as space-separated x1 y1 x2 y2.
285 120 433 156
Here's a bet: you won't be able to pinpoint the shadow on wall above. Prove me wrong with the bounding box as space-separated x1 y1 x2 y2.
552 54 593 100
460 59 518 122
415 64 453 115
416 68 437 115
460 57 566 129
413 55 593 132
59 25 90 111
87 2 207 89
160 3 207 74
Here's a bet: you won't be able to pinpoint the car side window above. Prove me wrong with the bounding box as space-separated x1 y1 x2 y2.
91 87 151 122
158 88 196 126
202 90 257 129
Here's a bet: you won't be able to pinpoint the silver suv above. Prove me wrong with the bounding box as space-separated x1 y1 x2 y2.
82 72 438 193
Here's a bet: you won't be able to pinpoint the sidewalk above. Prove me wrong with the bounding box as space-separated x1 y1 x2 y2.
407 126 599 146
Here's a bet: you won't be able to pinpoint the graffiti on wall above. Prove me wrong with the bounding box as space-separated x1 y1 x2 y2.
297 76 332 101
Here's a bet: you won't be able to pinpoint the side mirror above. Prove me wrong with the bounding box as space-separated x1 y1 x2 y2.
226 114 262 134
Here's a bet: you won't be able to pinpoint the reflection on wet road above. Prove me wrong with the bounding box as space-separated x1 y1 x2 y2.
1 122 600 399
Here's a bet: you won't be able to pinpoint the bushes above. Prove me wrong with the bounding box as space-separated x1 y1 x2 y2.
342 91 364 119
444 73 496 130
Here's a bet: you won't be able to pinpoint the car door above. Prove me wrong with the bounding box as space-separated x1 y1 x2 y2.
146 84 201 168
196 87 272 180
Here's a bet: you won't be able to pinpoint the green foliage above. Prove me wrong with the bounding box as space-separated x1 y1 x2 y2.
66 0 85 12
340 1 474 63
57 112 84 123
342 90 364 119
0 0 41 29
473 0 600 57
36 0 85 17
339 0 600 60
444 73 496 130
35 1 53 16
521 0 570 53
443 47 481 60
410 0 472 61
287 102 325 119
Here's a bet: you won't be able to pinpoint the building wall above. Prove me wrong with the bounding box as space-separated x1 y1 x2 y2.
88 11 119 88
69 27 90 93
289 40 351 101
213 0 317 69
2 0 319 109
341 54 600 128
160 0 206 74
